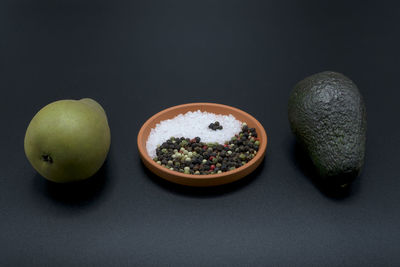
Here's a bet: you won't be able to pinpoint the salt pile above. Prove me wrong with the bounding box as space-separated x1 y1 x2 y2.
146 110 242 158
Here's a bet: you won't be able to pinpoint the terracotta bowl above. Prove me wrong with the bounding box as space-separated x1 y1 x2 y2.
137 103 267 187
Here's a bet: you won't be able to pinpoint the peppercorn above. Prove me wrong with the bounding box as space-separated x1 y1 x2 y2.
153 124 260 175
208 121 223 131
184 166 190 174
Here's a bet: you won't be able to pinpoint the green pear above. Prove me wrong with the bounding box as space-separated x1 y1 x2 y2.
24 98 111 183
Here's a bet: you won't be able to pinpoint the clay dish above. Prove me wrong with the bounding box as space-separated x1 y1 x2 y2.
137 103 267 187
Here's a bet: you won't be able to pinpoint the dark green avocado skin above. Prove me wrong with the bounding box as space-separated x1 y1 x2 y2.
288 71 366 185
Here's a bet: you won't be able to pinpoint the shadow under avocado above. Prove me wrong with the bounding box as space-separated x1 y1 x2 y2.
289 139 360 200
32 159 110 208
142 157 268 198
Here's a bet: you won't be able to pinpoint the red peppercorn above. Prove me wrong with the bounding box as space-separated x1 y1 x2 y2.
209 156 215 161
203 145 207 150
210 165 215 170
223 144 229 148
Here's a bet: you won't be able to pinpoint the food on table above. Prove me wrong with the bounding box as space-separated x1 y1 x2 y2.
24 98 111 183
288 71 367 186
146 111 260 175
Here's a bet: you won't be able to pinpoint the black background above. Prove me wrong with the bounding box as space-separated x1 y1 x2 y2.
1 0 400 266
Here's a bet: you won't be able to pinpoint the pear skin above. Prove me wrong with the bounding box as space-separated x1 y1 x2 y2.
24 98 111 183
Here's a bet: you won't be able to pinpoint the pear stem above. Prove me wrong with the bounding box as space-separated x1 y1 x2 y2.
41 154 53 163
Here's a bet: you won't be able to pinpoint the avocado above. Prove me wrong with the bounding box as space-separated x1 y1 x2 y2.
288 71 366 186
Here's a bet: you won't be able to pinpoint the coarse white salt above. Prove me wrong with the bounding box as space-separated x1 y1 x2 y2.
146 110 242 158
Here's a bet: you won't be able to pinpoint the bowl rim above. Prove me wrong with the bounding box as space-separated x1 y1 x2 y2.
137 102 267 184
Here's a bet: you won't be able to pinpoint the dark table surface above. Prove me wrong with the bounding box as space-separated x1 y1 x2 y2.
1 0 400 266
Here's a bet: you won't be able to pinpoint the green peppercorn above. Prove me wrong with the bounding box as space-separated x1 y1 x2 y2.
180 140 188 146
184 166 190 174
